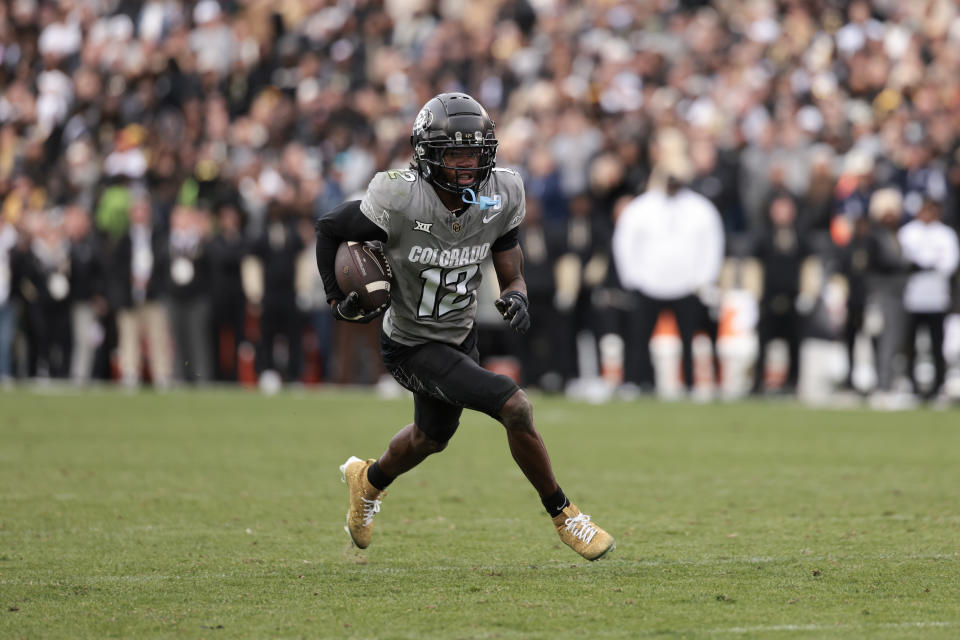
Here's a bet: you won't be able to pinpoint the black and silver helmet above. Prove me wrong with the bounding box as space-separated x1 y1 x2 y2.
410 93 498 195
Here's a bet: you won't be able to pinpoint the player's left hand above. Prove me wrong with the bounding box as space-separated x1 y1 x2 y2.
333 291 390 323
495 291 530 335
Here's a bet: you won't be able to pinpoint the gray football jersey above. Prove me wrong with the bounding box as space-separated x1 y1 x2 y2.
360 167 525 346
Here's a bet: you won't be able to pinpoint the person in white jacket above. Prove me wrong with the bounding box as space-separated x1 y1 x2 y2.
613 132 724 392
897 197 960 400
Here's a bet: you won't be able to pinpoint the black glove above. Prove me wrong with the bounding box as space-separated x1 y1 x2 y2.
495 291 530 335
333 291 389 323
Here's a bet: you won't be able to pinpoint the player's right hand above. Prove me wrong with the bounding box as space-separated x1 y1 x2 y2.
495 291 530 335
333 291 389 323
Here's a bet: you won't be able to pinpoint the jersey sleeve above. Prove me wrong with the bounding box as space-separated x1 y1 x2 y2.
495 167 525 233
359 171 417 241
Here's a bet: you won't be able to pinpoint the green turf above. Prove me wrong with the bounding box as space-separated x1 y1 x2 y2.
1 388 958 639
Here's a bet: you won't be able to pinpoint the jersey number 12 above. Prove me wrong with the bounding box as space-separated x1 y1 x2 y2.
417 265 480 319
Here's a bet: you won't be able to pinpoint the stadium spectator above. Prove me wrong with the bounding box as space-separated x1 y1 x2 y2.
750 193 812 395
514 195 564 389
800 145 839 235
689 136 744 237
64 204 106 384
897 125 949 223
865 188 910 403
612 129 724 393
167 205 213 383
835 151 876 225
109 192 173 389
19 211 72 378
0 216 17 382
555 191 617 384
837 214 872 392
897 197 960 400
524 144 569 230
208 202 248 382
296 216 335 383
250 205 304 383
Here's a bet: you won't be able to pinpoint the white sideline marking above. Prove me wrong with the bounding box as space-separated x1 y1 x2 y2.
710 621 954 634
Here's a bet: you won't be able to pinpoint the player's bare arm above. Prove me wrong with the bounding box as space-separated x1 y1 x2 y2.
493 245 530 335
492 244 526 297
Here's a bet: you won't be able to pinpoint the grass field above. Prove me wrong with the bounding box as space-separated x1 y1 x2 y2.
1 388 959 639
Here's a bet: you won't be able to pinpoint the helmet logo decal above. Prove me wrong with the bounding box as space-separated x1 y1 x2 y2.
413 108 434 135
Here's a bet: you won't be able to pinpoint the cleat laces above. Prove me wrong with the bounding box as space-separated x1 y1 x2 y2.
564 513 598 544
360 497 381 527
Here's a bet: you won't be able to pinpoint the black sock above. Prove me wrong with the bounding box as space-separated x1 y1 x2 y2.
366 461 394 491
542 487 569 518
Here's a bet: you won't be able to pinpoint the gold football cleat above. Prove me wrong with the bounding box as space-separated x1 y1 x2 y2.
553 503 615 561
339 456 385 549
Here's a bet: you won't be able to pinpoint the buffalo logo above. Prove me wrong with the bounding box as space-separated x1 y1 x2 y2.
413 108 434 135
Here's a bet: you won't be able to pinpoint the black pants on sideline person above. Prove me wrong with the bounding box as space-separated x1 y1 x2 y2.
904 311 947 399
257 297 303 382
624 291 703 391
752 301 801 393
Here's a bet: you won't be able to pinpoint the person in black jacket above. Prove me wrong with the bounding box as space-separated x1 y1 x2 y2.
64 204 107 383
251 204 304 382
0 216 17 381
18 212 73 378
167 205 213 383
108 192 173 389
751 193 810 394
208 202 248 381
837 214 871 391
514 196 564 388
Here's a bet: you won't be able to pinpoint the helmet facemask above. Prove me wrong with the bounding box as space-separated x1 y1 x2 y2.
415 136 498 195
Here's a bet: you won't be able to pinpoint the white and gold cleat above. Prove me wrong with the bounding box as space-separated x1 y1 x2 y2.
553 503 615 561
339 456 385 549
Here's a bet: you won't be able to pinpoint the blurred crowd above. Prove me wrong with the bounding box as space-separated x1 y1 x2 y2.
1 0 960 403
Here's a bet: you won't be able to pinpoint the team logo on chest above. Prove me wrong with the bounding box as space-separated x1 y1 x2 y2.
451 220 462 233
414 220 433 233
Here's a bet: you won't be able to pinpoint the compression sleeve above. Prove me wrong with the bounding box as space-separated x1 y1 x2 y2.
315 200 389 303
491 225 520 252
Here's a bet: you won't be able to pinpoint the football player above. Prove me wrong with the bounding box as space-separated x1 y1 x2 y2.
315 93 614 560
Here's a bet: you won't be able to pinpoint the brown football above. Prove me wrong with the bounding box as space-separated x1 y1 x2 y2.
334 241 392 312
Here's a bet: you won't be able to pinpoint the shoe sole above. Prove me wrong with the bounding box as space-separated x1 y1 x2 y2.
344 522 364 548
589 540 616 561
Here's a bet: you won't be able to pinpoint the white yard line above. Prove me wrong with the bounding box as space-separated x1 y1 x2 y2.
710 621 955 634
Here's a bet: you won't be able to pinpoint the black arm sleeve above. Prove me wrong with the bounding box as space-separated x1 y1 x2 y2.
315 200 388 303
491 225 520 253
